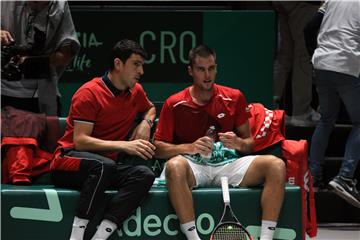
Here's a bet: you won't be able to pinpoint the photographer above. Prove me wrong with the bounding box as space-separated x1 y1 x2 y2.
1 1 80 116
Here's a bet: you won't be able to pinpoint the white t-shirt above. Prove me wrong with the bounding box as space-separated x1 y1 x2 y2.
312 0 360 78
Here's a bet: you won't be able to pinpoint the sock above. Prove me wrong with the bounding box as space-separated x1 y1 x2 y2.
260 220 277 240
180 221 201 240
69 216 89 240
91 219 117 240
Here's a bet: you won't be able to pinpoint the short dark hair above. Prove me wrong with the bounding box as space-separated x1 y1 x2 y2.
108 39 148 70
188 44 216 67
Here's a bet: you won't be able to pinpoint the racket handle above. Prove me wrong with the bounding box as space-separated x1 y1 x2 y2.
221 176 230 203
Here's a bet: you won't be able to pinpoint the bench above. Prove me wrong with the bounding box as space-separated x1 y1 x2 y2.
1 117 303 240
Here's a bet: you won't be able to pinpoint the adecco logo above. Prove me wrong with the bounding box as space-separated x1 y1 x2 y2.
116 207 215 237
115 208 297 239
9 189 297 239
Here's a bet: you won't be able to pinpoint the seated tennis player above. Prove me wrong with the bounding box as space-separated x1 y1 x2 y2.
154 44 286 240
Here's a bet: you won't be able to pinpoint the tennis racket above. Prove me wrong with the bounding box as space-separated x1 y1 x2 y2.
210 176 253 240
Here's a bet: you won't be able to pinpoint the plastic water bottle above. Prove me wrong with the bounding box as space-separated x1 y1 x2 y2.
202 125 216 159
206 125 217 141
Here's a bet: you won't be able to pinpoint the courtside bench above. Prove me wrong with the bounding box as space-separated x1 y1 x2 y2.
1 118 303 240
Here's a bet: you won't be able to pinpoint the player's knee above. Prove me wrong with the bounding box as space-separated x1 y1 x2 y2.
89 159 115 176
266 156 286 181
101 161 118 178
165 157 188 181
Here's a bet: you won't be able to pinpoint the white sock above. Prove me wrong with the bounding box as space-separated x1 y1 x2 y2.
69 216 89 240
180 221 201 240
91 219 117 240
260 220 277 240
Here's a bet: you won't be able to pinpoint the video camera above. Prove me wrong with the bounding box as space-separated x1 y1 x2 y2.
1 27 49 81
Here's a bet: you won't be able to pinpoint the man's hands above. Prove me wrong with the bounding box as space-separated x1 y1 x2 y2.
189 136 213 156
1 30 14 45
122 139 156 160
219 131 240 149
186 130 252 156
188 131 243 156
154 127 253 160
219 131 253 153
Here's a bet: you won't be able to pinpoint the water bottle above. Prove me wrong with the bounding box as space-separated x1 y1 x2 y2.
206 125 217 141
202 125 216 159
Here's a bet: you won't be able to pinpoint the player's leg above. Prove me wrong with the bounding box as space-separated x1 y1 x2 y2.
92 165 155 240
52 149 119 240
166 155 196 222
165 155 201 240
240 155 286 219
239 155 286 240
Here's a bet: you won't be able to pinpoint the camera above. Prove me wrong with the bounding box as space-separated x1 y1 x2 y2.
1 27 49 81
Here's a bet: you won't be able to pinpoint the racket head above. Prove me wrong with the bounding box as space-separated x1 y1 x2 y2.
210 221 252 240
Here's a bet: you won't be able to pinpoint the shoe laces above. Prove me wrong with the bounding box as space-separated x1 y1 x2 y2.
338 176 357 187
351 179 358 187
345 178 357 187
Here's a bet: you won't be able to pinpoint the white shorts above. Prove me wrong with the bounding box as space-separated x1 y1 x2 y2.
160 155 258 188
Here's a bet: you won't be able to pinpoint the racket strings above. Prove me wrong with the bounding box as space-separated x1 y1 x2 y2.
212 223 250 240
